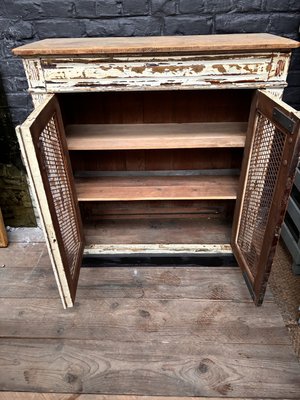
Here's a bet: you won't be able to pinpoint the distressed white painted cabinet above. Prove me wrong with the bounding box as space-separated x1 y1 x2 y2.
13 34 300 308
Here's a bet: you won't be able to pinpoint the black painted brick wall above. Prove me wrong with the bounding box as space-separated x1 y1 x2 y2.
0 0 299 226
0 0 300 125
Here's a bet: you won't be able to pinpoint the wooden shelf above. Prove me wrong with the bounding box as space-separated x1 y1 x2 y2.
66 122 247 150
83 216 232 246
75 175 239 201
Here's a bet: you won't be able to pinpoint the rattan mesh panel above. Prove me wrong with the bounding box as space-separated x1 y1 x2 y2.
39 114 80 279
237 112 286 278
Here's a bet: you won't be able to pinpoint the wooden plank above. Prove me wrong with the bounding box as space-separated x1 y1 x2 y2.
0 297 289 344
66 122 247 150
0 242 45 268
75 175 239 201
0 339 299 397
0 265 273 301
12 34 300 56
0 394 291 400
83 216 232 245
0 208 8 248
83 244 232 255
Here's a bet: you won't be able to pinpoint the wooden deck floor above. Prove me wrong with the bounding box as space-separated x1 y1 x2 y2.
0 229 300 398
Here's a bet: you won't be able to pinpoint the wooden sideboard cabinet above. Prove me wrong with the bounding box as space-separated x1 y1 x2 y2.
13 34 300 308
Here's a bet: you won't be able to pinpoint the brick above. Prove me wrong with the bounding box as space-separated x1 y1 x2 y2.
9 107 33 126
2 77 28 93
233 0 263 12
85 17 162 36
288 0 300 12
204 0 233 13
285 32 300 41
96 0 122 17
0 18 10 37
263 0 299 12
1 0 42 20
74 0 97 18
289 48 300 70
164 16 212 35
287 71 300 87
6 93 30 109
179 0 205 14
34 19 85 39
40 1 76 18
216 13 270 33
0 58 26 78
287 102 300 110
283 86 300 105
123 0 149 16
0 39 18 59
5 21 34 40
269 13 300 35
152 0 176 15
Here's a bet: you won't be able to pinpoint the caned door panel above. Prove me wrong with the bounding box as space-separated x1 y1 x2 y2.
232 90 300 305
17 94 84 308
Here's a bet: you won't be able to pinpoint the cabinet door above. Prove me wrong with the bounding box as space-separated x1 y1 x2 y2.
232 90 300 306
17 94 84 308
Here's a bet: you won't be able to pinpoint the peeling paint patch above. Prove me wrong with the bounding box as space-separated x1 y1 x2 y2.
36 52 290 92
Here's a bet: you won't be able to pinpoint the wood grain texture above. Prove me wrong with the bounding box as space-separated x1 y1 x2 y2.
1 242 297 398
0 265 272 302
0 242 46 268
12 34 300 56
75 175 239 201
0 297 289 344
0 339 299 397
66 122 247 150
0 208 8 248
83 216 232 245
60 90 252 124
0 394 291 400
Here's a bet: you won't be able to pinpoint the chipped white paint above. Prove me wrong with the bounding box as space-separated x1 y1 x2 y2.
84 243 232 255
20 92 51 228
23 58 46 90
267 52 291 80
31 93 51 107
29 52 290 92
265 87 285 99
45 80 289 93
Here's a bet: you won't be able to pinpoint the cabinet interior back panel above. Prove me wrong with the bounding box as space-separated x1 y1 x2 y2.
58 89 253 124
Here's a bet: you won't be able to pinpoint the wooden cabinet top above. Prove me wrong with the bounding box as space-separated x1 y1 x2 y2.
13 33 300 56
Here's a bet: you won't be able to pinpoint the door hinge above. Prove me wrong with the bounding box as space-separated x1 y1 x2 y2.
273 108 295 134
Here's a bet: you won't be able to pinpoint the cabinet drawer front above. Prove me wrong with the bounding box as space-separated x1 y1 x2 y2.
38 52 290 92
